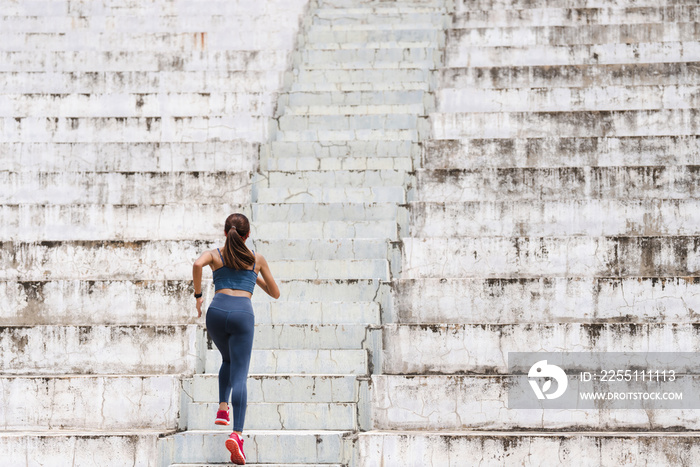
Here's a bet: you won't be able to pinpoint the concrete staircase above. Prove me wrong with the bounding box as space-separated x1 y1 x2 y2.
158 0 446 464
6 0 698 464
357 0 700 464
0 0 308 465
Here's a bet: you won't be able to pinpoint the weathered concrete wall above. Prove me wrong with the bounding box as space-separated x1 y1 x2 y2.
371 374 700 430
382 323 700 374
392 277 700 324
358 432 700 466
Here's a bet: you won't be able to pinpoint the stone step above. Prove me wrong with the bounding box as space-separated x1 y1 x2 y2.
447 23 700 48
0 325 196 375
251 300 382 326
0 204 250 241
2 280 196 326
4 0 307 16
159 430 354 465
252 201 403 222
257 178 404 200
409 199 700 237
204 349 369 375
304 35 445 50
453 6 700 28
391 277 700 324
269 139 418 158
0 31 301 52
357 431 700 466
315 6 445 17
277 113 419 131
248 238 385 265
3 279 384 326
305 28 441 46
445 41 700 67
1 431 162 467
290 80 430 91
263 169 410 189
0 13 306 33
0 141 259 172
439 62 700 89
282 104 424 116
299 47 439 68
293 68 434 86
454 0 681 10
381 323 700 374
439 84 700 112
256 185 406 204
305 39 440 51
1 116 268 143
253 220 398 239
231 324 374 350
248 278 390 303
1 240 392 279
414 166 700 201
192 374 358 403
371 374 700 431
0 70 284 93
0 171 251 205
187 402 356 430
265 154 414 171
280 90 427 107
274 129 419 142
307 22 443 32
0 375 180 430
0 50 290 72
431 109 700 139
320 0 442 6
420 136 700 169
401 236 700 278
0 92 276 117
268 258 391 280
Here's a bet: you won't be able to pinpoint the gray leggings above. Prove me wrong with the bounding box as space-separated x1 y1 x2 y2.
205 294 255 432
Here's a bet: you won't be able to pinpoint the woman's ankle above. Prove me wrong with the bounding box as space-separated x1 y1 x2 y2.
218 403 228 411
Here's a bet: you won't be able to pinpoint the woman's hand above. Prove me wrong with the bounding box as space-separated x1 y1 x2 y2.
196 297 204 318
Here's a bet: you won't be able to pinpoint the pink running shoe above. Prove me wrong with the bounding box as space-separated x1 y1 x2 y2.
225 432 246 465
215 408 230 426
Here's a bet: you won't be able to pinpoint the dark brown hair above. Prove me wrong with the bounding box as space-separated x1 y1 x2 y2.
222 213 255 270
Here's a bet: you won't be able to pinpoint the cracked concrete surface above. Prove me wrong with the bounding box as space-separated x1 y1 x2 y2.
11 0 700 464
363 0 700 463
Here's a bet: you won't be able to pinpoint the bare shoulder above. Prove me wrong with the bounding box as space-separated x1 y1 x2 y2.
253 251 268 268
253 250 266 261
194 249 216 267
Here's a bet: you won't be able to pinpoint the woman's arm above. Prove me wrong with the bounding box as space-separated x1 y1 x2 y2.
192 250 214 317
256 275 270 295
256 254 280 299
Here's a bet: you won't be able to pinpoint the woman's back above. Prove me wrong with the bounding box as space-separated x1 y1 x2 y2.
212 248 258 294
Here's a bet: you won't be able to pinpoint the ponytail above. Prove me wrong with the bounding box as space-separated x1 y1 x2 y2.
222 213 255 269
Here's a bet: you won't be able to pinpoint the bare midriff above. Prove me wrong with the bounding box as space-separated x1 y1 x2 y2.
215 289 252 298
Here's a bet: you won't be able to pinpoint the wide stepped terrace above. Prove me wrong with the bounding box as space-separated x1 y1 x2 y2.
358 0 700 465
